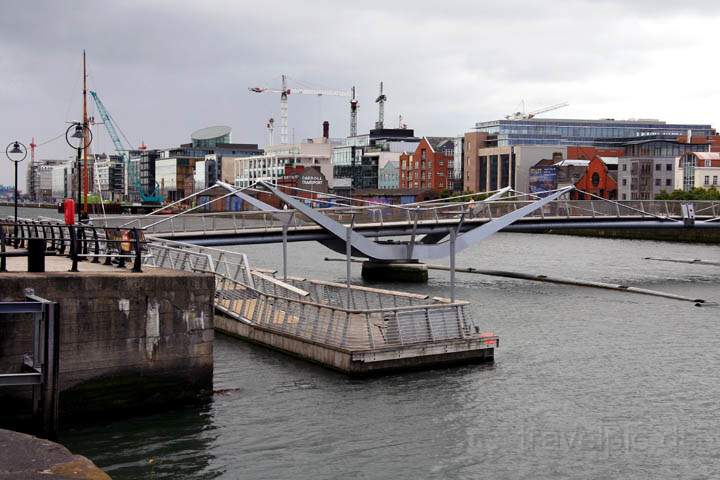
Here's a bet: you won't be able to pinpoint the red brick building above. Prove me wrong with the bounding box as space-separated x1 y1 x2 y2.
572 156 618 200
399 137 454 192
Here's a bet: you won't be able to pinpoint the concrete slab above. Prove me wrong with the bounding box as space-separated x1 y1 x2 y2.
0 428 110 479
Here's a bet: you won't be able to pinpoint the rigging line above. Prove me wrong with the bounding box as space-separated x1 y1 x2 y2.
36 131 66 146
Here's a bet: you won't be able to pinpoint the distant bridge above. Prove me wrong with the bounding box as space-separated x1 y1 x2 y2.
96 182 720 262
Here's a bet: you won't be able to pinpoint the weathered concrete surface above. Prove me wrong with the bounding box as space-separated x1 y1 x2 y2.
0 268 214 420
361 261 429 283
215 313 493 376
0 428 110 479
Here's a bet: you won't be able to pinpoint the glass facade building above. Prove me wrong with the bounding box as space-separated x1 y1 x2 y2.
475 118 715 147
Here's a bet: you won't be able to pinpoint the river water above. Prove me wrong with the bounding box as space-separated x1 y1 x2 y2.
4 207 720 479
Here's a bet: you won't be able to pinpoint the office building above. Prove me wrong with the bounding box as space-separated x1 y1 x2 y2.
333 128 419 191
473 117 715 148
466 118 717 194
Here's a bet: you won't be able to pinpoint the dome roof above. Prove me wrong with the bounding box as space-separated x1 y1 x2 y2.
191 125 232 141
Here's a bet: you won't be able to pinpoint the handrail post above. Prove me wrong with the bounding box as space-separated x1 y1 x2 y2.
449 229 456 302
346 214 355 308
91 227 100 263
132 228 142 273
68 226 79 272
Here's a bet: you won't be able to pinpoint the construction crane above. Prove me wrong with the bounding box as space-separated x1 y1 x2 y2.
505 101 569 120
350 86 359 137
249 75 351 144
89 90 163 203
375 81 386 129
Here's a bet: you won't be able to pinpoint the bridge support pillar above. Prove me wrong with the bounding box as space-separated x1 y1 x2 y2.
361 260 428 283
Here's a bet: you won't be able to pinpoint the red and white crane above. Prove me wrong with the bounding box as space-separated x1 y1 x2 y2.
249 75 352 144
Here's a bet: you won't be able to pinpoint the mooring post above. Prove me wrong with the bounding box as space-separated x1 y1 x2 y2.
449 229 457 302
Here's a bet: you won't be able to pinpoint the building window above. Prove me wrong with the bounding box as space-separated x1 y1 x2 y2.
655 164 661 171
655 178 661 186
421 149 426 161
666 164 672 171
622 193 627 200
666 179 672 186
622 178 627 186
622 164 627 171
705 176 710 186
714 176 718 186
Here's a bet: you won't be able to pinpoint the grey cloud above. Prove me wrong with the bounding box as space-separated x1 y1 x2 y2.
0 0 718 186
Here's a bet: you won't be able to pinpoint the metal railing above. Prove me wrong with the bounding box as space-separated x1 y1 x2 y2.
93 200 720 235
144 241 487 351
1 218 149 273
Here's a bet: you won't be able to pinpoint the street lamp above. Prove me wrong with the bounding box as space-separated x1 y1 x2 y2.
65 122 92 224
6 141 27 238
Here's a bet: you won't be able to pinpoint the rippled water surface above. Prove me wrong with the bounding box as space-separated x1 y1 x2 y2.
50 229 720 479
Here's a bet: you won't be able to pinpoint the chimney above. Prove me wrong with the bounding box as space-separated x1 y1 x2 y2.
322 121 330 140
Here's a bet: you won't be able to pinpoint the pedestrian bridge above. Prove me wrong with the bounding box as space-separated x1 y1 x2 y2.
95 182 720 262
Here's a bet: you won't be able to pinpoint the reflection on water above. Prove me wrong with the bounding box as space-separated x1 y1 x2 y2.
52 231 720 479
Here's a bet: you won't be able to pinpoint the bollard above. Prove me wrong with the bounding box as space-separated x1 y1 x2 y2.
27 238 46 273
132 228 142 273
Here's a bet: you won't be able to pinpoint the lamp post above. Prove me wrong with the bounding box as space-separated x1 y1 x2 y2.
6 141 27 239
65 122 92 224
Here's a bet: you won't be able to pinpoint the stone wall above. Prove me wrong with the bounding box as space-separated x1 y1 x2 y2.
0 269 214 419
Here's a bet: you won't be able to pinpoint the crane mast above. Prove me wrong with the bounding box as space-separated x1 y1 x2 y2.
350 86 358 137
375 81 386 129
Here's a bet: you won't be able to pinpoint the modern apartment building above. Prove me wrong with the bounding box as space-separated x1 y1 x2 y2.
617 137 711 199
399 137 455 192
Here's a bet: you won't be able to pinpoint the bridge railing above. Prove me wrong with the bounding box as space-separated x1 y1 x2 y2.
215 273 478 351
144 241 485 351
93 199 720 236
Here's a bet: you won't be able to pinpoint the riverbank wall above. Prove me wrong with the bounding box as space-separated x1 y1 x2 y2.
0 269 215 424
543 228 720 244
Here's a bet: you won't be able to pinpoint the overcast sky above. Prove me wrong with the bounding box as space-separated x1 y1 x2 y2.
1 0 719 187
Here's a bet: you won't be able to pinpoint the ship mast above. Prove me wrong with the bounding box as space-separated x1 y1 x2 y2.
82 50 89 215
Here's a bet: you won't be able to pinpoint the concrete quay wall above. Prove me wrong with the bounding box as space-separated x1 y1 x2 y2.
0 270 215 419
545 228 720 244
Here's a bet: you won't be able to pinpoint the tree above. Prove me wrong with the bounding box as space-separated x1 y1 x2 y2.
655 187 720 200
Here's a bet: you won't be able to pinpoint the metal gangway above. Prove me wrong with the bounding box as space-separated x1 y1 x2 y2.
144 240 493 351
